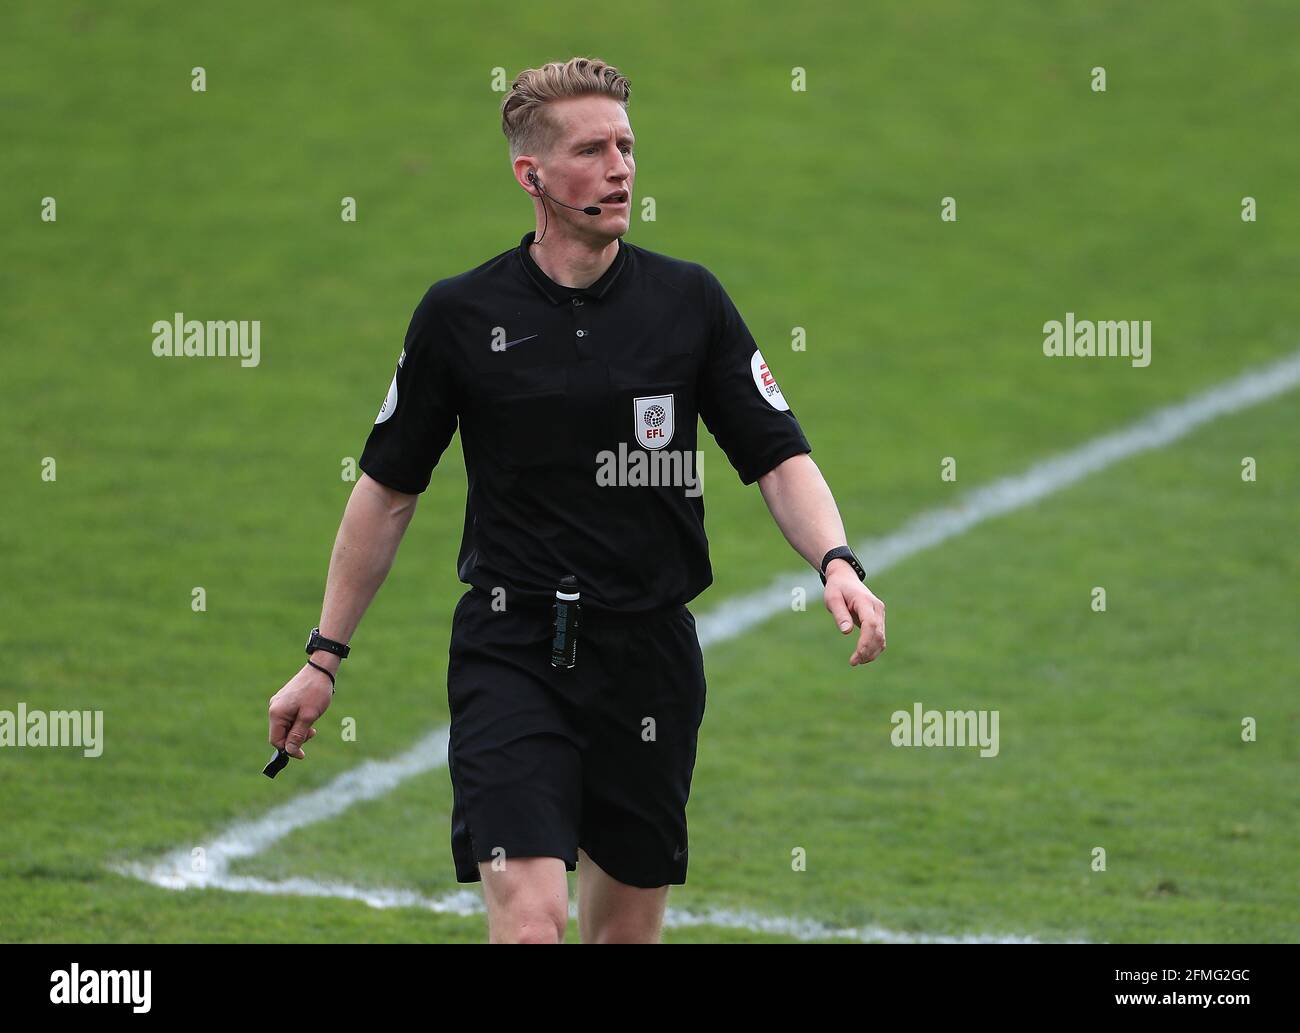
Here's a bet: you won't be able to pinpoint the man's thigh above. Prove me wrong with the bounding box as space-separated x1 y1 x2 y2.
576 847 669 944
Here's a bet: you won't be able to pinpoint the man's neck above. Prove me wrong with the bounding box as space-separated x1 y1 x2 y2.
529 232 620 290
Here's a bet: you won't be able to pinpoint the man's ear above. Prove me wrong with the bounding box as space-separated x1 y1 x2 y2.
514 156 539 193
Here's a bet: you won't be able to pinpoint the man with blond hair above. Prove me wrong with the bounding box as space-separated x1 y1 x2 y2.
268 56 885 943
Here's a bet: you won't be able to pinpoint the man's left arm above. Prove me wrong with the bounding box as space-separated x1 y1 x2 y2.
757 453 886 667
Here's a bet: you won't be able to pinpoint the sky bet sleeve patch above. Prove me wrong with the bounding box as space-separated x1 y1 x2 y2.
697 267 811 484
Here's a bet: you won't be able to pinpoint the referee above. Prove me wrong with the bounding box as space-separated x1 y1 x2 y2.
267 56 886 944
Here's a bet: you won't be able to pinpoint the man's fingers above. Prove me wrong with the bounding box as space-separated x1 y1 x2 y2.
268 709 293 749
284 715 315 759
268 671 328 759
827 586 888 663
825 589 854 634
849 595 886 666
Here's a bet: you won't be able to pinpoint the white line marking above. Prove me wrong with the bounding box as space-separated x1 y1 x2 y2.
108 870 1047 942
112 728 450 890
110 350 1300 941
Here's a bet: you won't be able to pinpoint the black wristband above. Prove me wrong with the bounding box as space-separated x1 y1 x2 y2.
305 658 336 693
306 626 350 660
819 545 867 585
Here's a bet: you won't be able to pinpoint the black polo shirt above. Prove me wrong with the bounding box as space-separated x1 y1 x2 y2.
358 230 812 613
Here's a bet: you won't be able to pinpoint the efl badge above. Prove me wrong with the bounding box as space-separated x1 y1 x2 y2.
750 349 790 411
634 393 675 449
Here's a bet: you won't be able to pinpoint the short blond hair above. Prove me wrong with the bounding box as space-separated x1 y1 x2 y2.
501 56 631 162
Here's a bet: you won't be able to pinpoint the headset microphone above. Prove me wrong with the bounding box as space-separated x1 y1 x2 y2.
528 169 602 243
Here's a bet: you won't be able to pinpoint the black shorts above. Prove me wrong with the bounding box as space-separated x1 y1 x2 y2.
445 585 707 889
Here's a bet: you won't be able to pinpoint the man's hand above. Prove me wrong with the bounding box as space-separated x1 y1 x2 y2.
823 559 886 666
267 664 334 760
754 455 886 665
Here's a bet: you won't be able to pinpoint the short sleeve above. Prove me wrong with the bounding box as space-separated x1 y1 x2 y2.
358 287 459 494
697 267 811 485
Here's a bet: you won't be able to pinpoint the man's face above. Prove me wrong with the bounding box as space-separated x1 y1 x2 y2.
527 95 635 241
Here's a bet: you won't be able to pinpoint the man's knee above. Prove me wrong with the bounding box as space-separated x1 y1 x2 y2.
481 856 569 943
511 912 567 943
584 921 661 944
490 901 568 943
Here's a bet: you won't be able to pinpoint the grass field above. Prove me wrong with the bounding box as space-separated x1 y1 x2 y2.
2 1 1297 943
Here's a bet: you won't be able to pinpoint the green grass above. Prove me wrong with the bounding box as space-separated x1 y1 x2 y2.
1 1 1297 943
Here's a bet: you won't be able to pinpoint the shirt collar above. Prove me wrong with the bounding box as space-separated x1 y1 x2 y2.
517 231 629 305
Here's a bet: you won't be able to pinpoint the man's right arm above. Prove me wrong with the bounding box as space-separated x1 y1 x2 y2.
267 473 418 759
271 284 456 759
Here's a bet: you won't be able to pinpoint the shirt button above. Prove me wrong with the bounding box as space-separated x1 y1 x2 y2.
576 329 586 337
572 297 583 306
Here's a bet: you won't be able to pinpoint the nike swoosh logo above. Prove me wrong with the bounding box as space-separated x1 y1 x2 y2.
501 334 540 350
673 845 687 861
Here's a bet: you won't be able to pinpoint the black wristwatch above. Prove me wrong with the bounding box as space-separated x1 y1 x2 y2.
819 545 866 585
305 627 350 660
